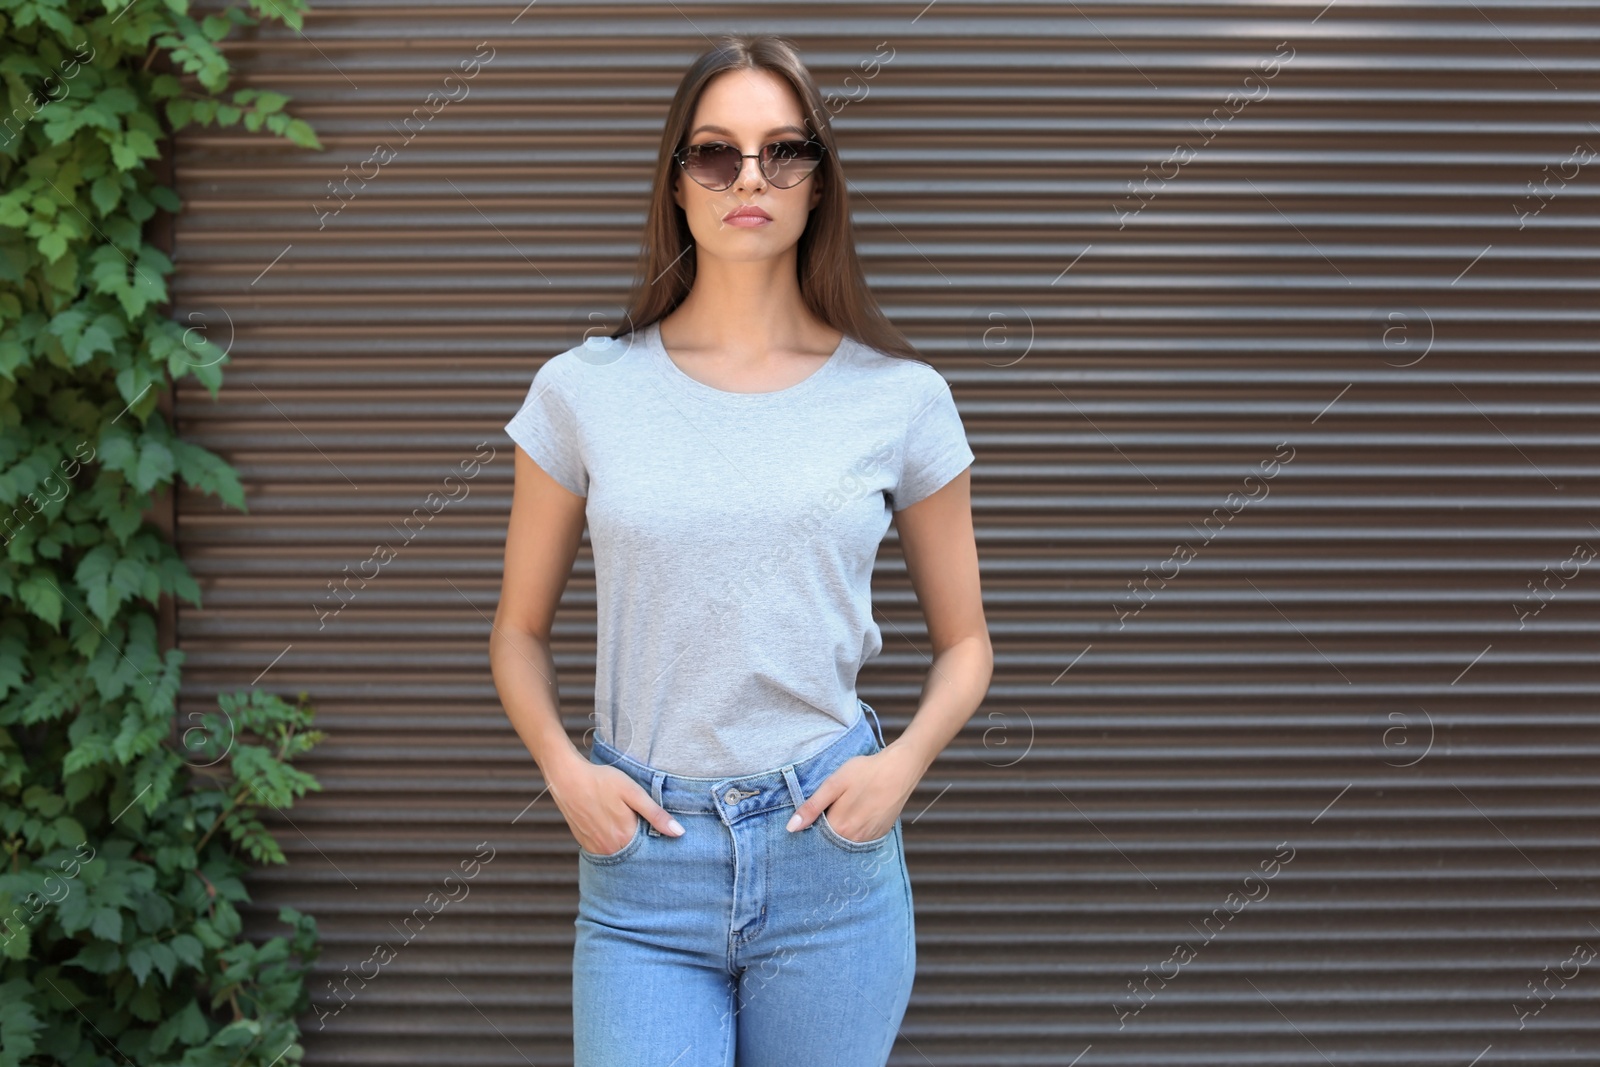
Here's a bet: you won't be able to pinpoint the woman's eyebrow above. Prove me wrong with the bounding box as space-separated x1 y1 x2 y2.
689 123 808 139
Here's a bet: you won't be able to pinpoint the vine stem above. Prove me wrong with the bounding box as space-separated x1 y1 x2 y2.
192 782 252 854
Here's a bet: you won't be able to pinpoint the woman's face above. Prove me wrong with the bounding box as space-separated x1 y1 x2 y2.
671 68 824 264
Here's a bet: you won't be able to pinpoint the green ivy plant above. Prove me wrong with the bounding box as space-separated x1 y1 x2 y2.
0 2 329 1064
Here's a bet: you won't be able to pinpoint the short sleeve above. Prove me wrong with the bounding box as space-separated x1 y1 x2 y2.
504 358 588 496
894 376 975 510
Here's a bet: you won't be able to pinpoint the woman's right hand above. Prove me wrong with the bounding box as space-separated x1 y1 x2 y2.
549 759 685 853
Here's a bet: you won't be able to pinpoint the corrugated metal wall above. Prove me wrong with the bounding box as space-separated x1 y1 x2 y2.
170 3 1600 1063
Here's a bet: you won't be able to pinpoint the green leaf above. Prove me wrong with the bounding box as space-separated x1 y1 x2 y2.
134 439 174 493
127 977 162 1020
73 322 116 366
166 97 194 128
151 997 210 1052
284 117 322 150
86 243 171 317
135 891 174 933
90 175 123 215
111 128 162 171
202 13 234 41
2 926 33 961
99 88 139 116
169 933 204 968
0 339 30 380
37 230 67 263
264 0 307 33
17 572 62 627
50 816 86 845
114 364 163 416
90 906 122 942
172 438 245 509
126 941 153 984
55 889 94 936
160 554 204 608
148 940 178 984
74 544 117 623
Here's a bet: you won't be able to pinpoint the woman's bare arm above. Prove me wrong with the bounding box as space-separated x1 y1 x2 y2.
787 468 992 839
491 446 684 851
886 467 992 778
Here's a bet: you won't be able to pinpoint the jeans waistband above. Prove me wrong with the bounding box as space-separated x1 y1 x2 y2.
589 699 886 818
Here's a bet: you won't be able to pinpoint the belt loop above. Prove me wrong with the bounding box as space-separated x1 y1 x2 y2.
647 770 666 836
780 765 806 811
860 698 886 749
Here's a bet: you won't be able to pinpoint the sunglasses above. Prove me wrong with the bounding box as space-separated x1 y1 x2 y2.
673 138 826 191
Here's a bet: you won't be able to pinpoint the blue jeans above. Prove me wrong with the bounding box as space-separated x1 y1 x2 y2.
573 700 916 1066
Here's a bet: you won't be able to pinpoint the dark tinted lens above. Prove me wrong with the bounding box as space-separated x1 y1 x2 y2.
764 140 822 187
682 142 741 188
679 140 823 189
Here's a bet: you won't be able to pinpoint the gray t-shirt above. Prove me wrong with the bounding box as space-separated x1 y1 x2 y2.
503 319 974 777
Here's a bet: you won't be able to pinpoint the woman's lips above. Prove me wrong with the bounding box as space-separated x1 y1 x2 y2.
724 207 772 226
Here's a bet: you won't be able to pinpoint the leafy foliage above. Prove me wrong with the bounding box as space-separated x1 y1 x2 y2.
1 2 326 1064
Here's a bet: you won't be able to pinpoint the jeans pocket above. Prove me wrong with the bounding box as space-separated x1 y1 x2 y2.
578 813 646 865
816 810 894 852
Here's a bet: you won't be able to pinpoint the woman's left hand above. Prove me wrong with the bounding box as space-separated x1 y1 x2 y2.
785 744 924 842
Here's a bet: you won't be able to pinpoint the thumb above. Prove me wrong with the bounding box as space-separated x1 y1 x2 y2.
786 780 838 832
629 785 685 837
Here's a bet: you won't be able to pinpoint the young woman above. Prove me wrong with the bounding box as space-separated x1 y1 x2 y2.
490 33 991 1067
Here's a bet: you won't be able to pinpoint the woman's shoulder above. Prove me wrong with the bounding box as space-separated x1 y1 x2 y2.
842 335 953 397
530 332 653 389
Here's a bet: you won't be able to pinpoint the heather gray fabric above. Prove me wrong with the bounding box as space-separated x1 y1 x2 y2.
503 319 974 776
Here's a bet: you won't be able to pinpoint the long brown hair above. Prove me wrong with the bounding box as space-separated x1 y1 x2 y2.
611 33 921 362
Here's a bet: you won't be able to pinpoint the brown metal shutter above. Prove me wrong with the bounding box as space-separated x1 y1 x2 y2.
172 4 1600 1063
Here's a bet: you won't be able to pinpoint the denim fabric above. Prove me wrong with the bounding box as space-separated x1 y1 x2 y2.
573 700 916 1066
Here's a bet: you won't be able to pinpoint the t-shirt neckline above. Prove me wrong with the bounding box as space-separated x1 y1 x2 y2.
644 320 850 404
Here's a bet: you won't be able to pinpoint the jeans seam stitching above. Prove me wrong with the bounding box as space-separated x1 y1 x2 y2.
578 814 644 864
817 809 892 851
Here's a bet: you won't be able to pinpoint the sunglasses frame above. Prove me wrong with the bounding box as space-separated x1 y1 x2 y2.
672 137 828 191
